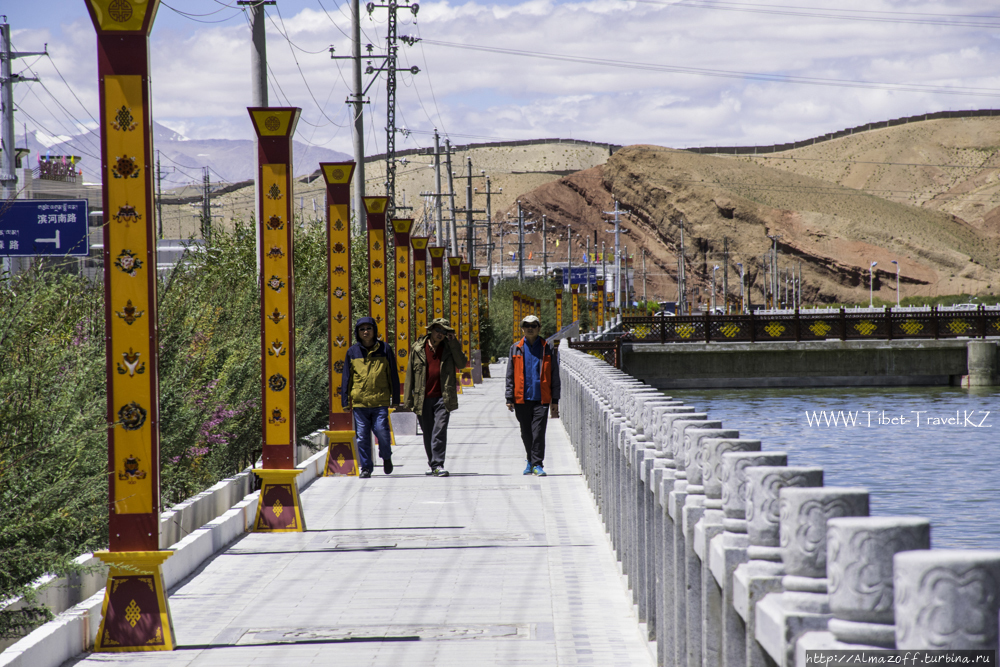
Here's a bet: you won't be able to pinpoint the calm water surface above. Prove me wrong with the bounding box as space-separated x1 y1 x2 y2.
667 386 1000 549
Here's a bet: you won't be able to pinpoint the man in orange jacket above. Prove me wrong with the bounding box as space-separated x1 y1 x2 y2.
505 314 561 476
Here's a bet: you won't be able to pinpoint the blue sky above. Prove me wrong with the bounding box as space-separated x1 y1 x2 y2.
8 1 1000 161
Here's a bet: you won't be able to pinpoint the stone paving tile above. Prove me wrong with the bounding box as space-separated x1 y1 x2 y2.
65 372 652 667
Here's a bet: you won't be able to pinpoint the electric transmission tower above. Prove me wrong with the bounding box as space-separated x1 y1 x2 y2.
364 1 419 221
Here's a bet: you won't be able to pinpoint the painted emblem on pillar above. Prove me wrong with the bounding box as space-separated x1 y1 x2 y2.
118 402 147 431
373 241 381 251
374 278 383 285
264 116 281 132
115 300 144 325
111 105 137 132
118 455 147 482
268 340 286 357
108 0 134 22
112 156 140 179
267 246 285 260
268 308 285 324
268 408 287 424
334 334 347 347
333 311 346 323
398 349 407 357
112 204 141 226
117 348 145 377
373 295 383 305
266 215 284 230
332 265 346 275
268 373 287 392
373 259 383 269
334 360 344 373
268 275 286 293
114 249 143 276
333 219 345 231
267 183 282 200
333 287 346 299
333 242 346 253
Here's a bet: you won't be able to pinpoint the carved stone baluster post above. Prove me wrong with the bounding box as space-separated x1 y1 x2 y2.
755 487 869 667
711 452 789 667
734 466 823 667
795 516 930 657
697 438 764 667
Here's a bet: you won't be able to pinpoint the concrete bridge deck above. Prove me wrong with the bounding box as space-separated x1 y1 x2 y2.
68 372 653 667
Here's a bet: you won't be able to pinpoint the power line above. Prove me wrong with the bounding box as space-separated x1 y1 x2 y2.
161 1 243 23
421 39 1000 99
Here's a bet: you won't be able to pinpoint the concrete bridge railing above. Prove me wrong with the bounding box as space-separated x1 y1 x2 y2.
558 347 1000 666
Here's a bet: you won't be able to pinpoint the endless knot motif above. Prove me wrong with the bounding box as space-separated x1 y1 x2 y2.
109 0 133 22
267 183 282 200
764 321 786 338
947 319 972 335
111 105 137 131
264 116 281 131
809 320 832 337
675 324 696 339
333 219 345 231
373 241 381 251
720 323 741 338
854 320 877 336
899 319 924 336
272 498 284 518
125 599 141 628
631 324 653 339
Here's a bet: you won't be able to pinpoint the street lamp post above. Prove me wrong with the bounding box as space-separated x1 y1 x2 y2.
737 262 744 313
870 261 878 308
891 260 900 307
711 265 720 312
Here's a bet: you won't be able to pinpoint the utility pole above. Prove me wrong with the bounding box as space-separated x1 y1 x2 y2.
445 140 457 256
767 234 781 309
586 236 591 300
642 249 647 302
202 167 212 243
541 214 547 278
350 0 365 232
464 157 473 260
517 201 525 281
1 20 43 200
485 175 493 278
722 237 729 313
156 151 164 239
566 224 572 293
678 218 687 314
603 200 625 309
433 130 442 245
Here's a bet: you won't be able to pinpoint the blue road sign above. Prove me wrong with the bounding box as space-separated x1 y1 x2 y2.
0 200 90 257
562 266 598 285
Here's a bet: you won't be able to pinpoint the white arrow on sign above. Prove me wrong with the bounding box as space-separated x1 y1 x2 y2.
34 230 60 249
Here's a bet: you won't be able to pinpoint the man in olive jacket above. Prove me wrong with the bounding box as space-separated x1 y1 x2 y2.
403 318 467 476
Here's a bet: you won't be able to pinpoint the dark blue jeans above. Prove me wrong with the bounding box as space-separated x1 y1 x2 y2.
353 407 393 473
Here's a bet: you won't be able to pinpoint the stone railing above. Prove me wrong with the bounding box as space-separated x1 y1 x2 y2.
558 348 1000 665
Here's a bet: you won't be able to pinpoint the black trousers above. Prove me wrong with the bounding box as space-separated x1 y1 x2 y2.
514 401 549 466
419 395 450 468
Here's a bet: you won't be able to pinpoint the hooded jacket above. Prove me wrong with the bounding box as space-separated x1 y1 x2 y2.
402 332 467 414
340 316 401 409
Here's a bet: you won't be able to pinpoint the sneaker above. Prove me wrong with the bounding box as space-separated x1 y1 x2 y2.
532 465 547 477
383 457 394 475
434 469 450 477
425 467 437 476
359 470 372 479
522 460 533 475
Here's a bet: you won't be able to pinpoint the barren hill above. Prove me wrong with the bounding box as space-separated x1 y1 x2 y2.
507 117 1000 305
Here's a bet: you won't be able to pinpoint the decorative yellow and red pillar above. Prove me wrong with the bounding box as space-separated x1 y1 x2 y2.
392 219 413 401
512 291 521 341
412 237 429 339
86 0 174 651
571 284 580 323
429 247 445 321
448 257 461 323
479 274 491 378
249 106 305 532
321 161 358 476
596 278 605 330
556 291 563 331
364 197 389 332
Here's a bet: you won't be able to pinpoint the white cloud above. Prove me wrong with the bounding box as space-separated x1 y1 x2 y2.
10 0 1000 159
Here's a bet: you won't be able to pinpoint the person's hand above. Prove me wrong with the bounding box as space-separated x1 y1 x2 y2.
550 404 560 419
506 402 514 412
447 332 457 340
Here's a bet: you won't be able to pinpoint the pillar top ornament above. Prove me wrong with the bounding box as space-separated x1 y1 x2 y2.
248 108 301 139
85 0 159 34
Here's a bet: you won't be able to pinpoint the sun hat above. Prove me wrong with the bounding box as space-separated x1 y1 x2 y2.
428 318 455 334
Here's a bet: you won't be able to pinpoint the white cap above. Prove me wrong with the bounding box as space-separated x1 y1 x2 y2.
521 314 540 324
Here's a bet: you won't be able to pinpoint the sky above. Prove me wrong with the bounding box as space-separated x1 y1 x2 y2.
7 0 1000 161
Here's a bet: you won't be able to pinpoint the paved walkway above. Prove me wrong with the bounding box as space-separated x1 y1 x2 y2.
70 369 653 666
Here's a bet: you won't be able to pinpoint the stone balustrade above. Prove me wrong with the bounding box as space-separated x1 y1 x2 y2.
558 347 1000 666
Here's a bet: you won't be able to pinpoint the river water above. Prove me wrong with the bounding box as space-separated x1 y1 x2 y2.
667 386 1000 549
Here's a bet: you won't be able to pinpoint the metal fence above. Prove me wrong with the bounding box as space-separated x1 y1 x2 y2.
568 338 622 368
621 307 1000 344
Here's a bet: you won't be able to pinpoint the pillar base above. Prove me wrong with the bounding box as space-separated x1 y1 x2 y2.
94 550 175 652
460 366 474 387
323 430 358 476
252 469 306 532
